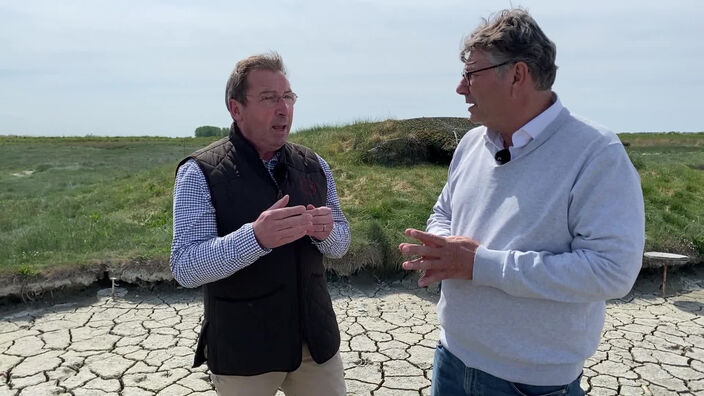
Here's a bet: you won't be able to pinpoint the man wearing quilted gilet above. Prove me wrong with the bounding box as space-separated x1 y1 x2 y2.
170 52 350 396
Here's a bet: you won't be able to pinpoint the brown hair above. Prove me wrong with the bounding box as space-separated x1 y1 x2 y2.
225 52 286 110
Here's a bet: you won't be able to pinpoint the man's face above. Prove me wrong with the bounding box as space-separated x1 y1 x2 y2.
231 69 294 159
455 50 511 129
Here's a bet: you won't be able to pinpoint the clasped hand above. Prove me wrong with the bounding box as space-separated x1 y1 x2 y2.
398 228 479 287
252 195 333 249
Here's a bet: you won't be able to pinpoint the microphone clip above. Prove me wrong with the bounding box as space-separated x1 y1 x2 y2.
495 148 511 164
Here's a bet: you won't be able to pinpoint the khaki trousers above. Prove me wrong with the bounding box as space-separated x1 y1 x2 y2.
210 345 346 396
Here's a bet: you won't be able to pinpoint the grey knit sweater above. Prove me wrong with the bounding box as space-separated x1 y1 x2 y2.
428 107 645 385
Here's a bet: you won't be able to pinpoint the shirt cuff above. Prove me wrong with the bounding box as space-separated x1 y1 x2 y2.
472 246 510 287
310 231 335 251
229 222 271 261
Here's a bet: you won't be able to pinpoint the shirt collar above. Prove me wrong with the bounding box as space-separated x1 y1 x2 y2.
262 151 281 169
518 93 563 144
485 93 563 150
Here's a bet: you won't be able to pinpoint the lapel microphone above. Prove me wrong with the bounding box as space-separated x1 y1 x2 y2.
495 148 511 164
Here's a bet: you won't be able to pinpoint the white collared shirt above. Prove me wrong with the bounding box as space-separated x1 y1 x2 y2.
485 94 564 157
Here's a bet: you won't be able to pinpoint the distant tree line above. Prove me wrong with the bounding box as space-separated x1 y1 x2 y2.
194 126 229 137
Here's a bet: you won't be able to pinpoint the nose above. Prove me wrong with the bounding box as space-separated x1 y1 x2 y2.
275 97 290 115
456 77 469 96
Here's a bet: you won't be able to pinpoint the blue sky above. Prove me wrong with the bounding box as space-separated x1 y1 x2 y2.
1 0 702 136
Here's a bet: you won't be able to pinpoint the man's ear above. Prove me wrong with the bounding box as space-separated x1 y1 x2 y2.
510 61 531 96
512 61 529 86
229 99 243 123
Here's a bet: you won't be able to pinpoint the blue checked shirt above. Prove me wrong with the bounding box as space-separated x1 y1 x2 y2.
170 152 350 288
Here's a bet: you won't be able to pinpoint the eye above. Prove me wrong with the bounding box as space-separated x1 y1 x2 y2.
260 95 277 103
282 93 298 105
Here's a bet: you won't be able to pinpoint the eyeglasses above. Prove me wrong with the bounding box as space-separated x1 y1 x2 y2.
247 92 298 108
462 60 513 82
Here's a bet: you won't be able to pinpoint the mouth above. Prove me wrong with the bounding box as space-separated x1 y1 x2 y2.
464 96 475 111
272 124 288 133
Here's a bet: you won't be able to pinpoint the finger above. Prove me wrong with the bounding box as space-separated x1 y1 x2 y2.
309 222 330 234
399 243 441 258
418 269 444 288
268 194 290 210
306 223 325 233
398 242 421 253
273 213 313 230
401 257 435 271
405 228 445 247
266 205 308 220
310 214 333 225
308 206 331 216
306 204 315 210
274 225 309 245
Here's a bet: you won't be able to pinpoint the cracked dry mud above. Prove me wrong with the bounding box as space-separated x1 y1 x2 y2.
0 269 703 395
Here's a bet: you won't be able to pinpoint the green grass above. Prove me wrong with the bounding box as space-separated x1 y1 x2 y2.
621 133 704 259
0 136 211 274
1 127 703 280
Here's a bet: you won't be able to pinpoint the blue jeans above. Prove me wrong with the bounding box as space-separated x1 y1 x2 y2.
431 343 585 396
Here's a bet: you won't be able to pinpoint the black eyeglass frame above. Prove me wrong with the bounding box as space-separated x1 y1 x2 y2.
462 60 513 82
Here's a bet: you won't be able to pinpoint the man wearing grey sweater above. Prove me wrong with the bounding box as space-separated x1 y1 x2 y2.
399 8 645 396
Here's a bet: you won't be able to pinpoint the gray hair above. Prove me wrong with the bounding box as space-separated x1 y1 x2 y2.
461 8 557 90
225 52 286 110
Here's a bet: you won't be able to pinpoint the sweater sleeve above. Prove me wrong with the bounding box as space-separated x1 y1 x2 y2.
472 143 645 303
426 133 472 237
426 182 453 237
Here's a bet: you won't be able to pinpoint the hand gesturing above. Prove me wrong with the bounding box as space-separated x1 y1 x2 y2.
399 228 479 287
305 204 333 241
253 195 312 249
